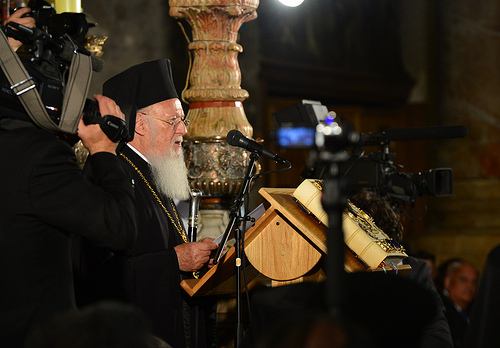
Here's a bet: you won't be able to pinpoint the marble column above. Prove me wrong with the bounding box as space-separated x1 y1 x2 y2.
169 0 259 239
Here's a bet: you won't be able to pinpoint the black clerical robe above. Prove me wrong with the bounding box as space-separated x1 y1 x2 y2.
74 145 215 348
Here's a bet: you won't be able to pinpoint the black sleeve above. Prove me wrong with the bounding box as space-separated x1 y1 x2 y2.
30 142 137 250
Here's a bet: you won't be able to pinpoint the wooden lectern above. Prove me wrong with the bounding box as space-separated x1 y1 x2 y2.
181 187 410 297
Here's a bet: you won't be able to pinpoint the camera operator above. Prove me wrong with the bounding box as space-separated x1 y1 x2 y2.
0 11 137 348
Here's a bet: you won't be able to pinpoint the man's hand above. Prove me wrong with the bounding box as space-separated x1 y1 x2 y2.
175 238 218 272
3 8 35 51
77 94 125 155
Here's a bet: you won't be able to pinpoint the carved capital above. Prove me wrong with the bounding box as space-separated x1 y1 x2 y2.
184 139 250 197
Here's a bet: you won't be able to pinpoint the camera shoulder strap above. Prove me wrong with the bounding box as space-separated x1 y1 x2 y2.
59 41 92 134
0 30 92 134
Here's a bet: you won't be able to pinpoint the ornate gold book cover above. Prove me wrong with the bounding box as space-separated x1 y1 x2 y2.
293 179 408 269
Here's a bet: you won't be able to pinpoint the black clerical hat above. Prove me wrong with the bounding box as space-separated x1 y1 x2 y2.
102 59 178 141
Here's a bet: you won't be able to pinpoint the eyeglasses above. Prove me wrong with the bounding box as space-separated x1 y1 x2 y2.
139 112 190 130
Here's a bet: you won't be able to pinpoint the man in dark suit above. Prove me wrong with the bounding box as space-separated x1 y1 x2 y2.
437 258 479 348
0 10 138 348
75 59 218 348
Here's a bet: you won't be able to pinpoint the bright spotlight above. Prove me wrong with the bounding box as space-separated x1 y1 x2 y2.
278 0 305 7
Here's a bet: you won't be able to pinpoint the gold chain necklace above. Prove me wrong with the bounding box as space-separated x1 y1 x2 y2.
120 152 199 279
119 152 187 242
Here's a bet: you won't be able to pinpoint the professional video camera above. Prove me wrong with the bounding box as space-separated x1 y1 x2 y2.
19 0 90 42
317 121 467 207
272 100 467 207
0 0 128 141
1 0 92 116
338 149 454 206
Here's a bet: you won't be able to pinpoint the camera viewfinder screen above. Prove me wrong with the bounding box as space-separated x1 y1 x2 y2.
277 127 316 148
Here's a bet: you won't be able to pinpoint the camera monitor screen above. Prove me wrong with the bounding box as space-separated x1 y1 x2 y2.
276 127 316 148
272 99 328 128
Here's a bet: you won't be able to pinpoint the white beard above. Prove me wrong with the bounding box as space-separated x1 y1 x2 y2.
149 150 191 201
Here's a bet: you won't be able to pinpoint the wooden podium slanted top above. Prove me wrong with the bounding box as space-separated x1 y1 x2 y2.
180 187 325 296
253 188 411 275
257 187 327 252
180 187 410 297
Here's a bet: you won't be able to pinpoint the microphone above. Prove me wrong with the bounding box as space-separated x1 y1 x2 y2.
227 129 290 166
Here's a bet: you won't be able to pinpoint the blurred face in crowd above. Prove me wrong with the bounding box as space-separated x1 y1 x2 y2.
444 262 479 309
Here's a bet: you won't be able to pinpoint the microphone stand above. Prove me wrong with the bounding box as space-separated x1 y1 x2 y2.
213 152 259 348
320 151 349 317
315 116 358 318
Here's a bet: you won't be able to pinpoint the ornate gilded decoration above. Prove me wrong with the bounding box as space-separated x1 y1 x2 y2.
83 35 108 58
296 179 406 255
72 140 89 165
345 201 406 254
312 179 324 192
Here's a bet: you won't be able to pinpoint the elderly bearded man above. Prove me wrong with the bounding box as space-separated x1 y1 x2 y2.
74 59 218 348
